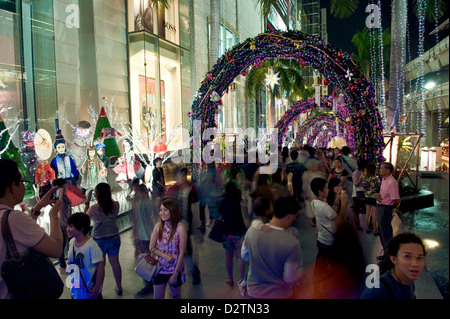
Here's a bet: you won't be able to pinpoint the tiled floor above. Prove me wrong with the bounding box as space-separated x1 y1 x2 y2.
57 206 443 299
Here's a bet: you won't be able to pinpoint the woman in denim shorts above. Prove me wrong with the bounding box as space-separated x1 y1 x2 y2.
85 183 123 295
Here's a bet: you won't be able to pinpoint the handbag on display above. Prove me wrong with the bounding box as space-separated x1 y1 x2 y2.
208 218 224 243
1 210 64 299
134 253 160 281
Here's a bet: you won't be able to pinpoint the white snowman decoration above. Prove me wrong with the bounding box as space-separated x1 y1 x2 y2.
67 120 93 169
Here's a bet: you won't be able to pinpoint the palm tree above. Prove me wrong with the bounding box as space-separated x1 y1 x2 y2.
244 59 310 128
330 0 446 132
351 27 391 108
210 0 220 69
351 27 391 78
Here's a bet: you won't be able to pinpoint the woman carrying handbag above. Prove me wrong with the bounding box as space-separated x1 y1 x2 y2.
149 198 187 299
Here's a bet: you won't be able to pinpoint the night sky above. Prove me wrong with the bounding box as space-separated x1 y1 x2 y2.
321 0 449 62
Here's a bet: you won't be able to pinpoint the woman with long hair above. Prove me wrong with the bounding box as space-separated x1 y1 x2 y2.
149 198 188 299
362 162 381 235
85 182 122 295
362 232 426 299
327 177 345 212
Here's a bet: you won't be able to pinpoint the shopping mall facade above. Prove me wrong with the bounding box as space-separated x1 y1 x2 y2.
0 0 266 152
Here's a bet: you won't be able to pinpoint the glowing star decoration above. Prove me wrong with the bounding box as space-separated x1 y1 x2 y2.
345 69 354 81
264 69 280 90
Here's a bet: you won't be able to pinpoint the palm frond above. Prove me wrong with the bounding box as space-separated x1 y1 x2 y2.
256 0 278 19
330 0 359 19
149 0 169 10
412 0 446 22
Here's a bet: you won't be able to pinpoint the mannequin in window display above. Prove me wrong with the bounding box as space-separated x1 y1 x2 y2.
96 142 108 168
50 130 80 186
113 138 143 186
80 145 107 191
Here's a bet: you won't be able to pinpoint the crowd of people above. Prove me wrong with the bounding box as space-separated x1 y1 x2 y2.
0 141 428 299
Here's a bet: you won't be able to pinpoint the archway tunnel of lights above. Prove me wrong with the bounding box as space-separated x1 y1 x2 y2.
275 96 352 146
297 114 355 150
190 30 384 162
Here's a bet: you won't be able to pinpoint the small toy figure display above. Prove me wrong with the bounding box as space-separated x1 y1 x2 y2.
33 129 56 198
51 129 80 186
68 120 93 168
96 143 108 168
80 145 107 191
113 138 143 184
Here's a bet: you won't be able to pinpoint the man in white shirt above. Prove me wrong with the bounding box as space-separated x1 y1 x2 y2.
310 177 347 259
241 196 303 299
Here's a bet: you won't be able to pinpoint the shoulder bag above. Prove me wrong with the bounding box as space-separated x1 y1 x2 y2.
135 253 160 281
1 209 64 299
208 217 224 243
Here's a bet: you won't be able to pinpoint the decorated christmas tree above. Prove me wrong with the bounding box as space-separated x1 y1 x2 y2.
93 107 121 158
0 115 35 199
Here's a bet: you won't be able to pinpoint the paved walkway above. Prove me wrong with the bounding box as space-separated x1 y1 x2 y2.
57 205 443 300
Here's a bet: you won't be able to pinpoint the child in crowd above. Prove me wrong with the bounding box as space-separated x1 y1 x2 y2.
66 213 105 299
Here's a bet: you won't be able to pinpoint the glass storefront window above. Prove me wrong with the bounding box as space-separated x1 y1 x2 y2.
0 0 57 136
127 0 188 154
0 7 23 130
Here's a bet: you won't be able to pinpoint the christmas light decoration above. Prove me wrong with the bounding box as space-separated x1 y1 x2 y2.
189 30 384 162
264 68 280 90
274 96 350 146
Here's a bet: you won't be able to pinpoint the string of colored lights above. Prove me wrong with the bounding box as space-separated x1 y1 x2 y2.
190 30 385 162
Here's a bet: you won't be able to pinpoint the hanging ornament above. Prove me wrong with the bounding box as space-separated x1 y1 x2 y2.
264 68 280 91
210 91 221 102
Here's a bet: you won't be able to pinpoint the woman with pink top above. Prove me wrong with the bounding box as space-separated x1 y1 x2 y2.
149 198 187 299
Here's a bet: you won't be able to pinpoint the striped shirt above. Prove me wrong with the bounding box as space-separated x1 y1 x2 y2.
87 201 120 239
